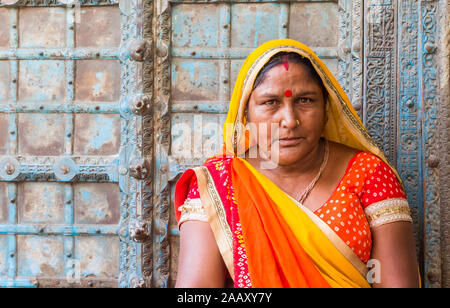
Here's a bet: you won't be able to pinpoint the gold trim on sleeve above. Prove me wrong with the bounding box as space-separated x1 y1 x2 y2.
178 198 208 225
364 198 412 228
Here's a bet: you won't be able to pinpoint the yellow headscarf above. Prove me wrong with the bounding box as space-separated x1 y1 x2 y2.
222 39 403 185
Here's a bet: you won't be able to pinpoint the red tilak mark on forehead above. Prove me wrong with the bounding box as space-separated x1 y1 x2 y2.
282 55 289 71
284 90 292 98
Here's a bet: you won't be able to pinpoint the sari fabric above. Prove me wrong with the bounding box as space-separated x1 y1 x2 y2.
175 157 253 287
174 39 412 288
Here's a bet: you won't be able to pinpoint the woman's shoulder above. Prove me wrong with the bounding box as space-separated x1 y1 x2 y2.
328 141 361 169
327 141 398 191
329 141 384 170
331 143 407 204
349 150 390 174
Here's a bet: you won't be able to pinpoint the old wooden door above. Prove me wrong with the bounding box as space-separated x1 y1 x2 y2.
0 0 448 288
0 0 122 287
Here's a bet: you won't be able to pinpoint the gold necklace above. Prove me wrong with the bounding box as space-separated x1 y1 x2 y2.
298 139 329 204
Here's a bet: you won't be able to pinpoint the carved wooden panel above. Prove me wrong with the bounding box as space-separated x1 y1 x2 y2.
360 0 445 288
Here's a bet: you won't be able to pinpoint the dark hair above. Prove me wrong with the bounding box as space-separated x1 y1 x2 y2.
252 52 328 102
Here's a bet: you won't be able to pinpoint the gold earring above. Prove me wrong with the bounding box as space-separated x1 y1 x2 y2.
296 119 300 126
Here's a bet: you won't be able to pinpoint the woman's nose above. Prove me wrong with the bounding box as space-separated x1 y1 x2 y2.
279 103 298 129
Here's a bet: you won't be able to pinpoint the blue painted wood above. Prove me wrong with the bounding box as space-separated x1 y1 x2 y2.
0 3 122 288
397 0 424 281
420 1 441 288
0 0 118 6
0 102 120 113
0 48 119 60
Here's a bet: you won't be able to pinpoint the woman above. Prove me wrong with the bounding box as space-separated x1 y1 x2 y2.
174 39 419 288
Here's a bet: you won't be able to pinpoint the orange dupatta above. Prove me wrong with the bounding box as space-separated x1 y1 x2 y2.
231 158 330 287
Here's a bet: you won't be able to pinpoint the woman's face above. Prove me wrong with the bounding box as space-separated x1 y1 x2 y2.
247 62 326 166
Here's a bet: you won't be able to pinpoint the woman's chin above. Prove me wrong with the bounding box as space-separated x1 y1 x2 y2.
276 156 303 167
252 143 311 167
269 151 304 167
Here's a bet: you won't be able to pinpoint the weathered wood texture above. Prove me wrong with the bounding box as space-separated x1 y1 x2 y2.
0 2 122 287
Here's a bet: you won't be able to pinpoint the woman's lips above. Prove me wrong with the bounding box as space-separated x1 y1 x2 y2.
277 137 303 146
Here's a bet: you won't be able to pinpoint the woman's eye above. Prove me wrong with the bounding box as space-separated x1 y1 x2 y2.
263 100 277 105
297 97 313 104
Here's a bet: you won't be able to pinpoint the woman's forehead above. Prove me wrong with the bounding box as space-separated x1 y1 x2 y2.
253 63 322 92
262 61 312 77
